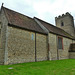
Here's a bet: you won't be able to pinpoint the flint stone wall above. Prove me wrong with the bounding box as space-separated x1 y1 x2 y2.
7 26 48 64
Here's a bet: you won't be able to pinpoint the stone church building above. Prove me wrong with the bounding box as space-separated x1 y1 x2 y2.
0 5 75 65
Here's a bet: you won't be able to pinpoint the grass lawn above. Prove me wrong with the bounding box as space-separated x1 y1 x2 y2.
0 59 75 75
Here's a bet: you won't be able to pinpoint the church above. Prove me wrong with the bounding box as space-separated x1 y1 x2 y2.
0 5 75 65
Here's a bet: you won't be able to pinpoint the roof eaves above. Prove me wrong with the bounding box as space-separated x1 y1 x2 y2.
8 23 48 35
49 31 74 40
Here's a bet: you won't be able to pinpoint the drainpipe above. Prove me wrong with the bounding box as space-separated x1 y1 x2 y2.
35 33 36 62
47 34 49 60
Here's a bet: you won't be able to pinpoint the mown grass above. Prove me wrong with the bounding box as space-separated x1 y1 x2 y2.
0 59 75 75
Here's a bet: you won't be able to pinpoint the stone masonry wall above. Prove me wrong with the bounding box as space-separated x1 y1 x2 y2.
48 33 73 60
36 33 48 61
0 9 8 65
0 23 1 48
73 40 75 43
48 33 57 60
7 26 35 64
69 52 75 59
7 26 48 64
69 43 75 59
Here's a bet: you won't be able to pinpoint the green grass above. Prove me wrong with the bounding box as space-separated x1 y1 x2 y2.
0 59 75 75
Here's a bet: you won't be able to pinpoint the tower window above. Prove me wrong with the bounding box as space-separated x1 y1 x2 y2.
61 21 64 26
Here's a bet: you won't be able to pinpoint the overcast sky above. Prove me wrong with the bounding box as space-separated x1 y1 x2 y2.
0 0 75 25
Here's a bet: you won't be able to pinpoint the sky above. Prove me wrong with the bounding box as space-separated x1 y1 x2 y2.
0 0 75 25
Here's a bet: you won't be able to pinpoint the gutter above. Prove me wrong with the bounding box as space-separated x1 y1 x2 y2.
8 23 47 35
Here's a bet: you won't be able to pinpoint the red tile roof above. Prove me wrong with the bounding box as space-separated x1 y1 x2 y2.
2 7 47 34
34 17 74 39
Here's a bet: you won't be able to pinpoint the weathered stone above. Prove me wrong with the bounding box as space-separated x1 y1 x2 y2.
0 6 75 65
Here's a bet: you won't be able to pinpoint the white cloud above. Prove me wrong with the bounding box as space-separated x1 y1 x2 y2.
0 0 75 25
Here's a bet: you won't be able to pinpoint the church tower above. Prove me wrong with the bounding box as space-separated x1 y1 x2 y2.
55 12 75 37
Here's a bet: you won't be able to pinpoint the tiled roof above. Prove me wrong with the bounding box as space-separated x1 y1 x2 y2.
34 17 74 39
2 7 47 34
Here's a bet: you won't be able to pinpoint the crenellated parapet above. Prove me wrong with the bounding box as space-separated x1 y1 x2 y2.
55 12 73 20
